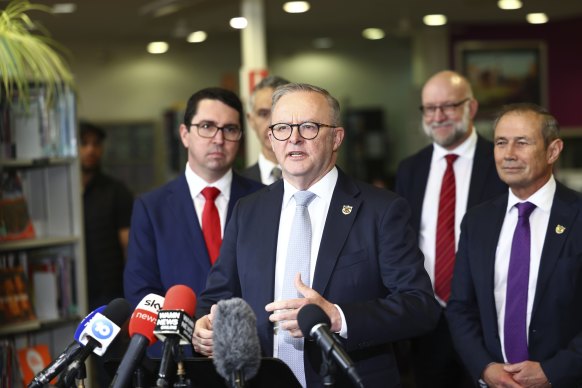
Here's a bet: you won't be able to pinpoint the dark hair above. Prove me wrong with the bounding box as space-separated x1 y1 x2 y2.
183 87 244 130
493 103 559 147
249 75 290 110
79 121 106 141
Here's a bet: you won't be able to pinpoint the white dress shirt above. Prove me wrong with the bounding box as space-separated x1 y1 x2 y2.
258 153 282 185
419 129 477 305
495 176 555 362
184 163 232 236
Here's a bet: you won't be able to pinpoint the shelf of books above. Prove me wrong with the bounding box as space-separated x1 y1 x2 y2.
1 86 87 385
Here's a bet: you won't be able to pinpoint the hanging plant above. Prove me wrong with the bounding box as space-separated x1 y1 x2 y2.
0 0 75 103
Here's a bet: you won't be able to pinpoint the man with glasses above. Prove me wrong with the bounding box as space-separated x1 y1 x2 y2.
193 83 441 387
242 75 290 184
124 87 263 309
394 70 507 387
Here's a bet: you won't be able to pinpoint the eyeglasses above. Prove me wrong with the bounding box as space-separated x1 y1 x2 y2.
419 98 470 117
190 121 242 142
268 122 336 141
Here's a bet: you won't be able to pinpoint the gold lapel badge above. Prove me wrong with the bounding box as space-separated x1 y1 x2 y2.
342 205 353 215
555 224 566 234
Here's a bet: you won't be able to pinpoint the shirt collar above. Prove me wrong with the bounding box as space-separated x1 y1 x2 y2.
258 153 280 182
433 127 477 162
506 175 556 214
282 167 338 209
184 163 232 200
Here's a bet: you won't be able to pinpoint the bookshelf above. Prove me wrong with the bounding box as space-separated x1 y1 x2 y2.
0 86 87 385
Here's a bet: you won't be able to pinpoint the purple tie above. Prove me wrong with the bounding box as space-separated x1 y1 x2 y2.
504 201 536 363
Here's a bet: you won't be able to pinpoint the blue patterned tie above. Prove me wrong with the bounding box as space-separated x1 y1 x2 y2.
504 201 536 363
278 190 316 387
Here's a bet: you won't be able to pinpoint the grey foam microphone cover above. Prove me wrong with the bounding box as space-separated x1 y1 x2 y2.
212 298 261 385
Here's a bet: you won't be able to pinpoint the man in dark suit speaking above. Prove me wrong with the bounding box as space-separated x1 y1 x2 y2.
193 83 441 387
447 103 582 387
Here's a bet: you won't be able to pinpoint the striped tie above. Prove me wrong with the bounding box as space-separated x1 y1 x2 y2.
434 154 459 302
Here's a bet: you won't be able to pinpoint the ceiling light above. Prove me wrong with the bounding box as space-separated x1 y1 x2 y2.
313 37 333 49
423 14 447 26
283 1 310 13
147 42 169 54
497 0 522 10
362 28 385 40
230 17 248 29
52 3 76 14
187 31 207 43
527 13 549 24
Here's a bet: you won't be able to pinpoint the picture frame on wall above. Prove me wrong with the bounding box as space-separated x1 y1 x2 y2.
455 40 548 120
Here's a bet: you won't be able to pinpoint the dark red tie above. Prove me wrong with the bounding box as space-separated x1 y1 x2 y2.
201 187 221 264
435 154 459 302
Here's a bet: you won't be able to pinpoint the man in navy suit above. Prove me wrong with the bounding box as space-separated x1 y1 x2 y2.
394 70 506 387
124 87 263 308
447 103 582 387
241 75 290 184
193 83 441 387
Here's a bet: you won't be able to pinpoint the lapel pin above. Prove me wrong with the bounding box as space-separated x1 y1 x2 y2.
555 224 566 234
341 205 353 215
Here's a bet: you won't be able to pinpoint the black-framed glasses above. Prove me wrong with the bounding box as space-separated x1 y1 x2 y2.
268 122 336 141
190 121 242 141
419 98 470 117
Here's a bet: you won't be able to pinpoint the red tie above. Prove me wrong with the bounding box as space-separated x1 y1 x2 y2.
435 154 459 302
201 187 221 264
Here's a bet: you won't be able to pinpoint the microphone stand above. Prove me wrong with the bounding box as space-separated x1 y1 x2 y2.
74 361 86 388
156 341 176 388
172 346 191 388
319 347 337 386
133 366 146 388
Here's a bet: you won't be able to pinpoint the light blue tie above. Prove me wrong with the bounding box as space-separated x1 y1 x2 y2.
278 190 316 387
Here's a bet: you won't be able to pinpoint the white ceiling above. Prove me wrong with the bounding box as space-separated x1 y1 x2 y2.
18 0 582 43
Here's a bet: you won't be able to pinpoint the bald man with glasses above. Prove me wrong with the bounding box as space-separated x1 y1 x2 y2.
394 70 507 388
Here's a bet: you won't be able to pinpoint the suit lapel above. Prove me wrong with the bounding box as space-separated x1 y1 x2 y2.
531 184 579 317
410 148 432 231
467 136 492 208
312 171 360 295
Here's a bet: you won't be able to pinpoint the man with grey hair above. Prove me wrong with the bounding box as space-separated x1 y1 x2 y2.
447 103 582 387
394 70 506 387
194 83 441 387
242 75 290 184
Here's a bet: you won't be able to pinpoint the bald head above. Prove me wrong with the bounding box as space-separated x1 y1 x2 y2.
421 70 478 149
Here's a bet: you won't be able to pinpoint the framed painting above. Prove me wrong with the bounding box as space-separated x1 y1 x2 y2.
455 40 548 120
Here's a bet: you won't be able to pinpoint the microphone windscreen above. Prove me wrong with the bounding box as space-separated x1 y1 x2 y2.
162 285 197 316
213 298 261 384
129 293 165 345
297 304 330 339
101 298 132 326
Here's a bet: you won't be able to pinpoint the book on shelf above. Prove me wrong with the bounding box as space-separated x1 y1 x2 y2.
1 340 21 388
0 170 36 242
17 344 52 385
0 85 77 161
0 254 36 326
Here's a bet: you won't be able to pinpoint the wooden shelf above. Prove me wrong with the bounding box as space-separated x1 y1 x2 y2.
0 236 81 252
1 157 76 169
0 316 81 337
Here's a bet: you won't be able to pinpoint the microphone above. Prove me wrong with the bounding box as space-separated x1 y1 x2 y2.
56 299 131 387
297 304 364 388
27 306 106 388
153 285 197 388
109 293 165 388
213 298 261 388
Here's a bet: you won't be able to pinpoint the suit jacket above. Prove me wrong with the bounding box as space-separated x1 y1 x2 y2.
240 162 261 183
394 134 507 233
198 168 442 387
446 182 582 387
123 171 264 308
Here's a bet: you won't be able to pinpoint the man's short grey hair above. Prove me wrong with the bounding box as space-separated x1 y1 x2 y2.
493 103 560 147
272 83 341 126
249 75 290 110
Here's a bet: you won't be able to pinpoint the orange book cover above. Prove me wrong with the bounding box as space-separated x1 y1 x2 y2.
17 344 52 385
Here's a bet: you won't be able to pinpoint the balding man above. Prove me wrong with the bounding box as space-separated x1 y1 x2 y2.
395 70 507 387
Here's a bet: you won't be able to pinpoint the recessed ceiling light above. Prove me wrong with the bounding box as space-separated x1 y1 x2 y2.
526 13 549 24
187 31 207 43
147 41 169 54
423 14 447 26
362 28 385 40
283 1 310 14
313 37 333 49
52 3 76 14
230 17 248 29
497 0 522 10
